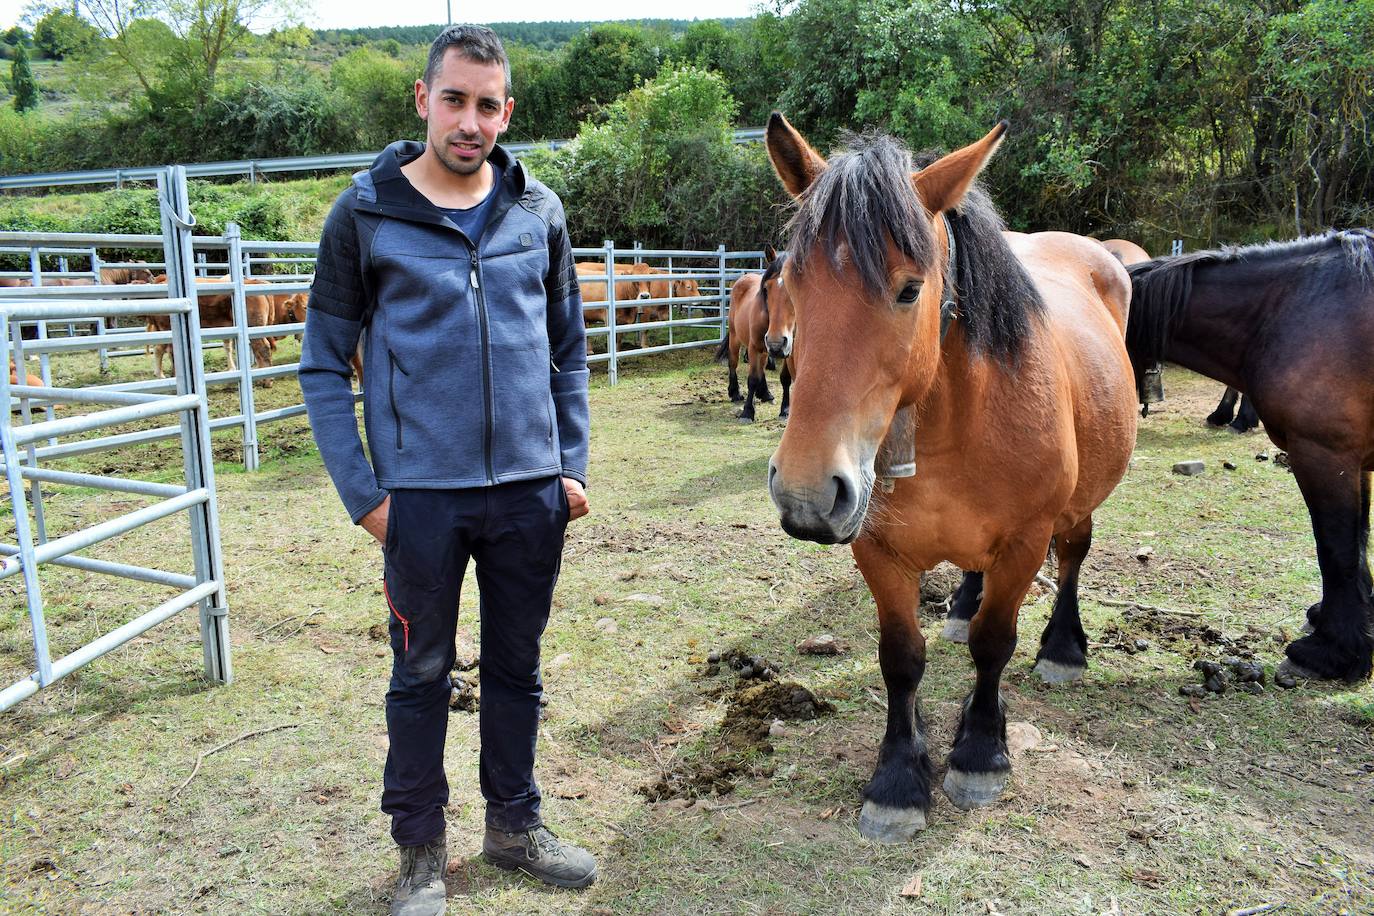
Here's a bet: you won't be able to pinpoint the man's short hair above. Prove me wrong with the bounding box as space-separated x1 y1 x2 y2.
425 24 511 98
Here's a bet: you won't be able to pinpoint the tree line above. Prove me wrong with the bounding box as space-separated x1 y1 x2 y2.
0 1 1369 252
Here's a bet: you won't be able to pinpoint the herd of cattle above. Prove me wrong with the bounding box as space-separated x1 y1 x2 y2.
3 257 715 388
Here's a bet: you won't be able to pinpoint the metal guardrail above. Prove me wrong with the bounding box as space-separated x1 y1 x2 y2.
0 128 768 191
0 166 232 712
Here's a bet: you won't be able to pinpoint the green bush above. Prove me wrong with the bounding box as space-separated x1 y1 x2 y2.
550 65 787 249
329 48 423 150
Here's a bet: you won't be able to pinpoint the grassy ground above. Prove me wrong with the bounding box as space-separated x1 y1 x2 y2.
0 354 1371 915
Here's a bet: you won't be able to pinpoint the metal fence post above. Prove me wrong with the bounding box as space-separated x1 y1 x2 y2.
27 249 55 432
605 239 618 386
0 321 52 689
159 166 232 686
1172 239 1184 256
58 255 76 337
718 244 728 346
226 223 259 471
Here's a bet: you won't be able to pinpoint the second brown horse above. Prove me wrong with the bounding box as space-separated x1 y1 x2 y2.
716 246 795 421
764 114 1137 840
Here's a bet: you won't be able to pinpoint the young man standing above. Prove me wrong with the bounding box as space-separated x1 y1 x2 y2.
299 25 596 914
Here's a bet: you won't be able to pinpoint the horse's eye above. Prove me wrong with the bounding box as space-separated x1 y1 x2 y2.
896 281 923 305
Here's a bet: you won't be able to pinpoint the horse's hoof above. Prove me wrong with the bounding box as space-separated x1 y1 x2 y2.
729 394 743 403
943 767 1008 810
942 619 969 643
736 413 755 423
1032 658 1085 684
1276 658 1320 682
857 800 926 842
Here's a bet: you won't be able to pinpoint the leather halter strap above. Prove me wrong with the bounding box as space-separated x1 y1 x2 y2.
939 212 958 343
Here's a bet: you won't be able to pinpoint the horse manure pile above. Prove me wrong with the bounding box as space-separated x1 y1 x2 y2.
1101 605 1262 660
702 647 779 681
640 679 834 802
449 670 479 713
1178 657 1273 697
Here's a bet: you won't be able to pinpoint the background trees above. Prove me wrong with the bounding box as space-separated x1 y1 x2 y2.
0 3 1368 250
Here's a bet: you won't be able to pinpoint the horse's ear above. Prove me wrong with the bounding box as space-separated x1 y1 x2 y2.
913 121 1008 215
765 244 778 263
766 111 827 198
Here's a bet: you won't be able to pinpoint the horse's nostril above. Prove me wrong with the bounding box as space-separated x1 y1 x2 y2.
830 473 857 521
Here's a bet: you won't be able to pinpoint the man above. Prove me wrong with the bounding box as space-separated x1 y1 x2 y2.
299 25 596 915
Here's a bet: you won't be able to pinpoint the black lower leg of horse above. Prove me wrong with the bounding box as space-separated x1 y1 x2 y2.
757 373 774 403
1206 387 1239 427
854 547 932 841
941 570 982 643
945 546 1039 809
727 364 742 402
1361 471 1372 601
1231 394 1260 433
1033 516 1093 683
1284 449 1374 681
738 372 760 421
779 363 792 419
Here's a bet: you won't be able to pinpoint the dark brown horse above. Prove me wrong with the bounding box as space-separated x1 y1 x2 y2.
764 114 1137 840
1126 233 1374 682
715 246 795 421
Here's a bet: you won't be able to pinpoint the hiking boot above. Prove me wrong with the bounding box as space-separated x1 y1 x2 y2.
482 824 597 889
390 836 447 916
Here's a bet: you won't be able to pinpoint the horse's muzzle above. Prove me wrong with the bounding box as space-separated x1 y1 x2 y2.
765 334 792 359
768 460 866 545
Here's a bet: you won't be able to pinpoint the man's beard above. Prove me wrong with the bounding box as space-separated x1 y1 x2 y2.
434 132 487 176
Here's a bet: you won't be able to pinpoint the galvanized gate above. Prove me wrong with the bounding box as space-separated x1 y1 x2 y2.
0 167 231 711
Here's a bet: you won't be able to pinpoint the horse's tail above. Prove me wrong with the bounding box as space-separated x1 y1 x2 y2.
714 334 731 363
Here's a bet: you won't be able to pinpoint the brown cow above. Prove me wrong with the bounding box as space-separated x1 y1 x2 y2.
145 275 273 383
575 261 650 354
625 265 704 347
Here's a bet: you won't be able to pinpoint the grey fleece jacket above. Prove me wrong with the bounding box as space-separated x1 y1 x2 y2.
299 140 590 524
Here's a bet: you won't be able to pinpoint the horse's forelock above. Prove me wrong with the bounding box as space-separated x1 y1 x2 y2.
785 133 935 300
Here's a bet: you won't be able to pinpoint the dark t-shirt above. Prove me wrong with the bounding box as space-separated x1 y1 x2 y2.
438 163 503 244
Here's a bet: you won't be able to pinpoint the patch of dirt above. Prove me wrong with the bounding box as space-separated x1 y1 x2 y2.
639 680 834 802
1100 605 1262 661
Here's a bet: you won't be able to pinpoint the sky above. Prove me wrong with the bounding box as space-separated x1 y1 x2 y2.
0 1 764 32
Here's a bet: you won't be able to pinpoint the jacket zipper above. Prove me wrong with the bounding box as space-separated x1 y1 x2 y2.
467 197 520 486
388 350 409 450
470 258 495 484
383 579 410 651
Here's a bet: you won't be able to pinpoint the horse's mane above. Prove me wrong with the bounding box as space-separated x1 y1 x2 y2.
1124 229 1374 382
785 132 1043 363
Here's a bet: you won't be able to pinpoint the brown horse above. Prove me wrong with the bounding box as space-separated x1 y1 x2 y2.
1100 238 1151 266
764 114 1138 840
715 246 795 421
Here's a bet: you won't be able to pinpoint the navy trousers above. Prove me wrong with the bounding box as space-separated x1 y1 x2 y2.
380 476 568 846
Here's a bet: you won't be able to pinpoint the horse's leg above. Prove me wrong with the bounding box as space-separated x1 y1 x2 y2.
224 339 237 372
1362 470 1372 600
1206 387 1238 428
853 540 932 841
727 334 742 402
1279 444 1374 681
1032 515 1093 683
738 348 764 422
778 360 792 420
1231 394 1260 433
944 539 1043 809
941 570 982 643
